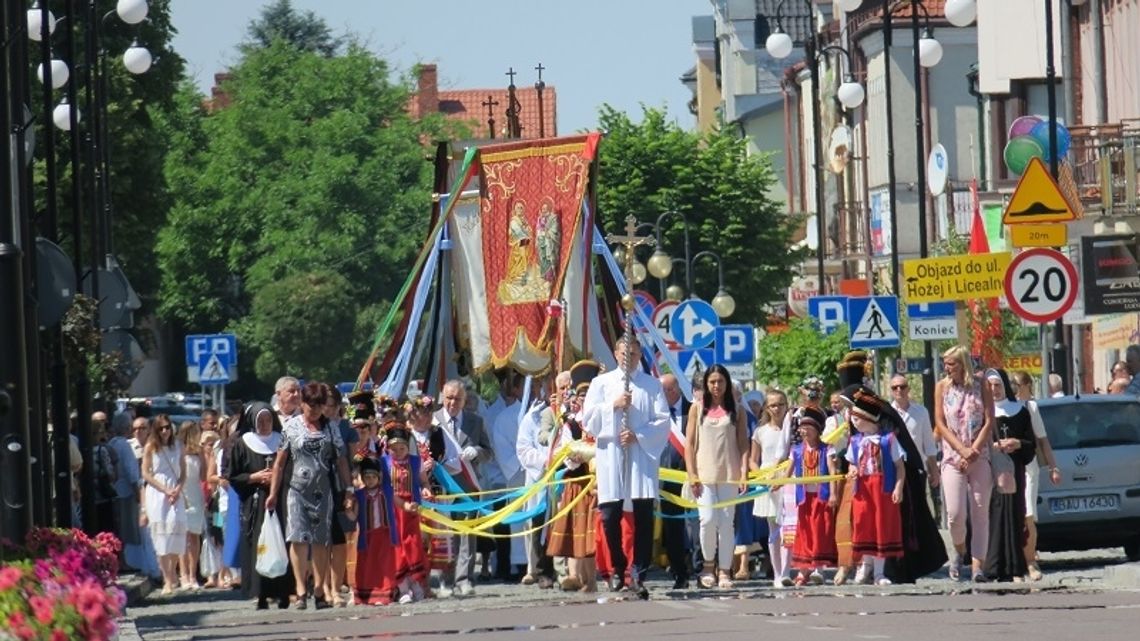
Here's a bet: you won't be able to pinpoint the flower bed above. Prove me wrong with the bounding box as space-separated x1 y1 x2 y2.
0 528 126 641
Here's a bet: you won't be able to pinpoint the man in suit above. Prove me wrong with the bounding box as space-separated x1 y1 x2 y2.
435 379 493 596
658 373 692 589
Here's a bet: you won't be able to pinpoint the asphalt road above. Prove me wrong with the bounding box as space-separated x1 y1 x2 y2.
120 549 1140 641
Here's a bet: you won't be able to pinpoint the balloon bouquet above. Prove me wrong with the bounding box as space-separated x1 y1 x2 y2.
1002 115 1073 175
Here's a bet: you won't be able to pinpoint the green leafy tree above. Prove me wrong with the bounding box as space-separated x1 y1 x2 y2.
755 318 851 397
156 40 457 386
244 0 342 56
595 106 802 325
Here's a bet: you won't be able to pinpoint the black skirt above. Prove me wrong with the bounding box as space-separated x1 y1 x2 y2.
984 463 1029 581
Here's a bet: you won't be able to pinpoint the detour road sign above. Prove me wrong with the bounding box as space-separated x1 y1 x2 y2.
902 252 1013 304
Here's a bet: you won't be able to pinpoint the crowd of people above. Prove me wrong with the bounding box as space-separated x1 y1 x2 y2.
80 339 1078 609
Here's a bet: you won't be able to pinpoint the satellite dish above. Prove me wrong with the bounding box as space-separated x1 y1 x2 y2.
101 329 145 384
928 143 949 196
35 237 75 328
82 267 133 330
828 125 852 174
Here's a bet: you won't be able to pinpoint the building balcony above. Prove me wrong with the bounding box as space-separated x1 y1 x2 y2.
1068 119 1140 217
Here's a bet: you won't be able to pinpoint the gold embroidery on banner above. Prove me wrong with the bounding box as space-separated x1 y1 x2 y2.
549 154 588 194
481 159 523 201
497 200 550 305
481 142 586 164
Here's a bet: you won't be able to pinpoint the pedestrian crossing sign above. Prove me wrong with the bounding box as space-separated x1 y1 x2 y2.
199 353 231 385
847 296 900 349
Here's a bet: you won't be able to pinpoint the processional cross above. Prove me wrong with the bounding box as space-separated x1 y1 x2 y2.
605 215 656 443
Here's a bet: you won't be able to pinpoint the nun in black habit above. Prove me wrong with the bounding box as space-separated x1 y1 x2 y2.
837 352 948 583
226 401 294 609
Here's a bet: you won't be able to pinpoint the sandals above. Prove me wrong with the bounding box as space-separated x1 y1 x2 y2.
698 573 716 589
833 567 849 586
717 572 734 589
1027 564 1044 582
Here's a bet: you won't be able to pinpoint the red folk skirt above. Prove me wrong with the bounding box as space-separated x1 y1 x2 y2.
594 509 634 580
354 528 396 605
393 504 428 586
791 492 838 568
851 474 903 559
546 479 597 559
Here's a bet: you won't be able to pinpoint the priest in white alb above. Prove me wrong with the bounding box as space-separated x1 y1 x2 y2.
581 336 669 597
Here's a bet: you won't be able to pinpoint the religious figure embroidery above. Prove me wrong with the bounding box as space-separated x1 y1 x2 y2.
497 200 551 304
534 198 560 284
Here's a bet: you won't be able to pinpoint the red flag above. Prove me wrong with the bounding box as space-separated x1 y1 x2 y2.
967 179 1002 366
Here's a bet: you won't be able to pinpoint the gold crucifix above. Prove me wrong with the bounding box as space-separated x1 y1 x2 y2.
606 215 656 307
605 214 655 442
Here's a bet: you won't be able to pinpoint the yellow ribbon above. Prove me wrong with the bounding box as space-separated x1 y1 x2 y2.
420 477 595 538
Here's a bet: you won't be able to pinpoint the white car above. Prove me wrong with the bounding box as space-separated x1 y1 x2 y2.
1034 394 1140 561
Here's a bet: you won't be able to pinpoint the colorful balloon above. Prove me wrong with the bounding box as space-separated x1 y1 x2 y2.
1003 136 1045 175
1009 115 1042 139
1029 120 1072 160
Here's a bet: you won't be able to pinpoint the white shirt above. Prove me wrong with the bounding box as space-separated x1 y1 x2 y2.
515 401 550 511
892 400 938 460
581 368 670 505
489 399 524 487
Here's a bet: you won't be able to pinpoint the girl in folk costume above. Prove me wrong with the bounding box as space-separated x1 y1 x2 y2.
349 456 397 605
383 426 432 604
406 397 453 580
789 407 839 585
830 351 872 585
776 376 827 585
545 361 600 593
347 391 383 465
845 389 906 586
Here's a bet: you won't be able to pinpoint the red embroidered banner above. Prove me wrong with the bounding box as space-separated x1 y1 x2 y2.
478 133 599 370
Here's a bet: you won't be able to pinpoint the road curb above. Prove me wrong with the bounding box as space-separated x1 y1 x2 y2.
118 573 155 607
1102 563 1140 588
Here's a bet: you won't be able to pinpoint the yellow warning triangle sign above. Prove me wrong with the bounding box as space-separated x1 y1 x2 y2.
1002 157 1078 225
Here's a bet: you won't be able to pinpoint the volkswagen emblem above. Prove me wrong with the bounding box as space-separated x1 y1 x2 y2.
1074 453 1089 467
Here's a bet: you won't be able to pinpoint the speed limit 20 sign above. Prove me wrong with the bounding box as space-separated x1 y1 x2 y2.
1004 248 1078 323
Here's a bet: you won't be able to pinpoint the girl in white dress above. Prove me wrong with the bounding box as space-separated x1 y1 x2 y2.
141 415 188 595
749 389 793 587
178 421 207 590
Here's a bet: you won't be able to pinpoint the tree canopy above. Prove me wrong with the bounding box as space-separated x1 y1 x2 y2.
244 0 342 57
156 40 456 387
755 318 852 397
595 106 801 326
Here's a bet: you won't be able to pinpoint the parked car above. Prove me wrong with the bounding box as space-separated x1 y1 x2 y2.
1034 394 1140 561
118 395 202 428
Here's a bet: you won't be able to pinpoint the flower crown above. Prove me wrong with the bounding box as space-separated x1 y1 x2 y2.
403 395 434 413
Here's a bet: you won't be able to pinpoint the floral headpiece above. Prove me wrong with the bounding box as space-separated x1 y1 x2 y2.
403 395 435 414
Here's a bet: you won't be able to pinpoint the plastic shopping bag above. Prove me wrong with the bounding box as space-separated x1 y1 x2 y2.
255 511 288 578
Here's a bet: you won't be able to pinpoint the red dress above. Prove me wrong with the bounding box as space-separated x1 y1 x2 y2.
390 457 428 586
849 437 904 559
354 487 396 605
594 510 634 581
791 446 838 568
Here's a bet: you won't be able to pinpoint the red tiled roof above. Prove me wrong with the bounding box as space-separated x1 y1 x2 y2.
416 86 558 140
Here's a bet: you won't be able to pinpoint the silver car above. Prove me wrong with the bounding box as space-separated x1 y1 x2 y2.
1034 394 1140 561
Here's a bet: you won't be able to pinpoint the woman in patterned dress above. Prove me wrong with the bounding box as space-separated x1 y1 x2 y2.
267 382 355 609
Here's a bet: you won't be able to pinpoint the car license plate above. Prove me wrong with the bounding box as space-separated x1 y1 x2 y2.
1049 494 1120 514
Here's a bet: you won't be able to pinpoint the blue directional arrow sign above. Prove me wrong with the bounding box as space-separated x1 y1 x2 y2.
670 299 720 350
847 296 901 349
808 296 849 335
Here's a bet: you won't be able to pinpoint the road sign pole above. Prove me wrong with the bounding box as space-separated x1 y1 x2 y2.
1044 0 1069 393
220 385 226 417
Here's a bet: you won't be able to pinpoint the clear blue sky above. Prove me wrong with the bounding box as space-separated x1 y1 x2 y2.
170 0 707 133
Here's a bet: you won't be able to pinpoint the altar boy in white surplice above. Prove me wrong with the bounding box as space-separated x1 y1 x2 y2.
581 337 669 598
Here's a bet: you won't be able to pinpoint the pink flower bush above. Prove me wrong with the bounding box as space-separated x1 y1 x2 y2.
0 528 126 641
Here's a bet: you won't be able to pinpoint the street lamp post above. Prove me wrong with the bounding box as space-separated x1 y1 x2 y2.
767 1 866 296
647 210 693 296
692 250 737 318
